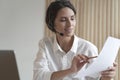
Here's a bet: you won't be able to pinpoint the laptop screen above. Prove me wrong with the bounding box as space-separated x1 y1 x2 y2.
0 50 20 80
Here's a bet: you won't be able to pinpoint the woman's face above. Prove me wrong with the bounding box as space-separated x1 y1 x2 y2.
54 7 76 37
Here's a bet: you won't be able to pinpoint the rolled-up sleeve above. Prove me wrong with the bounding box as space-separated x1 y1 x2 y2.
33 40 53 80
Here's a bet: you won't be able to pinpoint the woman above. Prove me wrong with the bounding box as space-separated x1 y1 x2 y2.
33 0 117 80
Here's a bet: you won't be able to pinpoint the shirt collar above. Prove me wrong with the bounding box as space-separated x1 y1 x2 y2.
53 35 79 54
70 35 79 53
53 35 63 53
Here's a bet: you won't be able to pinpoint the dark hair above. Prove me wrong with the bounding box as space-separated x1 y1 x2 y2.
45 0 76 32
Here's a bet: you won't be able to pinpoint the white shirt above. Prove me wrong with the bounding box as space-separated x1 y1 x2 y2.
33 35 100 80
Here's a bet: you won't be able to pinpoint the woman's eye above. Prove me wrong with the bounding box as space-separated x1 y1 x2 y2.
71 18 75 20
71 16 76 20
71 17 75 20
60 19 66 22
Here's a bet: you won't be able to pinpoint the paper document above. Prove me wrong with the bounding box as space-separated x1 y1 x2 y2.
74 36 120 78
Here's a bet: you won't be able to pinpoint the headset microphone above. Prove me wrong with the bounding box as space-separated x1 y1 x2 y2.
56 31 64 36
59 33 64 36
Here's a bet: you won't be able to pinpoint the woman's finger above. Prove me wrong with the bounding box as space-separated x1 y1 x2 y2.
78 54 89 63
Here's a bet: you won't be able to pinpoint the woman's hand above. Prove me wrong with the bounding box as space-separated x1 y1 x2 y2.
100 62 117 80
70 54 91 73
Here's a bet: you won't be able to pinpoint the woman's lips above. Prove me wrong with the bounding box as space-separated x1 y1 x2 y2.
65 28 73 33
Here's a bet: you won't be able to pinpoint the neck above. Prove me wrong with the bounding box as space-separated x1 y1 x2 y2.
56 35 74 53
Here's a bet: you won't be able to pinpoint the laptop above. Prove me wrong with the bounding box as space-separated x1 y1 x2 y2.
0 50 20 80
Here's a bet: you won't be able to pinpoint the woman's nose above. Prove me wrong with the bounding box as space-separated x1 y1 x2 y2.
66 20 72 27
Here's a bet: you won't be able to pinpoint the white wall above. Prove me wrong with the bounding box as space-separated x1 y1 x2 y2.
0 0 45 80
